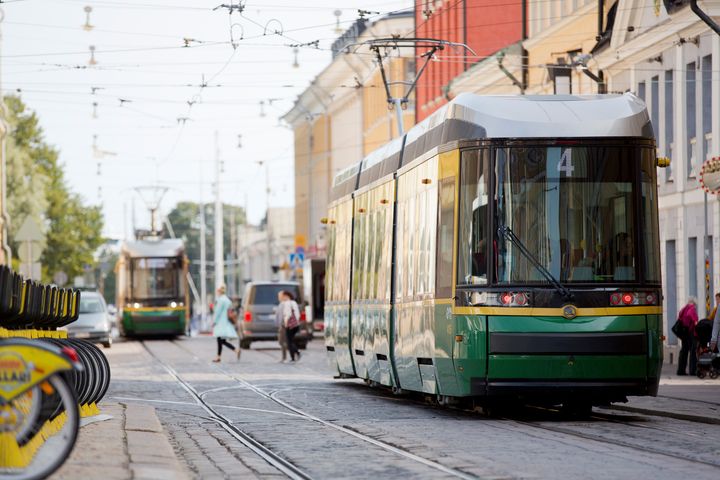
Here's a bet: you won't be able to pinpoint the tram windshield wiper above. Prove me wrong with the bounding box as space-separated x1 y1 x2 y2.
498 225 573 301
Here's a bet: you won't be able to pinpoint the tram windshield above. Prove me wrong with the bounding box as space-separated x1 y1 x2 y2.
131 257 180 299
458 145 659 285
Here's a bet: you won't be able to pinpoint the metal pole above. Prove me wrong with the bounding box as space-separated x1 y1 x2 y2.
265 161 272 278
705 192 711 315
393 98 405 136
214 131 224 290
199 163 207 331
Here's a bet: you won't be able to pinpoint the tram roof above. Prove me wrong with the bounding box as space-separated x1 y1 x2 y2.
121 238 185 258
330 93 652 201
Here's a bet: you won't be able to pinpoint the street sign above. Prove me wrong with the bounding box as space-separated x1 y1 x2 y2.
53 271 68 286
19 262 41 280
16 217 43 242
700 157 720 194
18 242 41 262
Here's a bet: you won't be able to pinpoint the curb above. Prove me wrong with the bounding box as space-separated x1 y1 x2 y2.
124 403 190 480
607 404 720 425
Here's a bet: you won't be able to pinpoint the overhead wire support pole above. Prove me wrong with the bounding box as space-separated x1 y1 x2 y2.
352 38 476 137
214 130 224 291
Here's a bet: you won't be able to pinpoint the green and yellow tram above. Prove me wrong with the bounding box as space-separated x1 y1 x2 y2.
324 93 663 408
116 238 189 337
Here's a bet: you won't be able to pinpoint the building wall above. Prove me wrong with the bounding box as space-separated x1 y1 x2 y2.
524 1 599 94
330 93 363 175
293 122 310 248
414 0 523 120
363 59 415 155
595 0 720 350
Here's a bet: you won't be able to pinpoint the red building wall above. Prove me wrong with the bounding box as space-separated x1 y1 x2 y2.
414 0 524 121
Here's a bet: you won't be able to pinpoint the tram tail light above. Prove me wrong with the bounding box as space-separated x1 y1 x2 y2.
496 292 532 307
609 292 658 306
244 311 252 322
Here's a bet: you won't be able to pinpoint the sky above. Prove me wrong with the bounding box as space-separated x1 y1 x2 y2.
0 0 412 238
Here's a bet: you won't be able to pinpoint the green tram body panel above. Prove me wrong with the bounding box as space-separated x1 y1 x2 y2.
122 308 186 336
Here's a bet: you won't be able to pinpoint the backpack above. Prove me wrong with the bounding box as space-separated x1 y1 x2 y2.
285 301 299 329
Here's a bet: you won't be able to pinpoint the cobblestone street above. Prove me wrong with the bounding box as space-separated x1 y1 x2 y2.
53 336 720 480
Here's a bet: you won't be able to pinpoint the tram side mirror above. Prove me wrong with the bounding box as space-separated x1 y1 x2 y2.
656 156 671 168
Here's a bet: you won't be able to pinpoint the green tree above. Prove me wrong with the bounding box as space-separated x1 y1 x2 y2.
3 95 104 281
164 202 245 294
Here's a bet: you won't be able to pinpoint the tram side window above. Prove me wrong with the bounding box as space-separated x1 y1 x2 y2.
436 177 455 297
457 149 490 285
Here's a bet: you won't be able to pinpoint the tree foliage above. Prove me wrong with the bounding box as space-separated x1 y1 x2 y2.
164 202 246 293
3 95 105 281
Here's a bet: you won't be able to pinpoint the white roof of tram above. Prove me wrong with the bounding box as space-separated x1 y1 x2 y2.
414 92 652 140
122 238 185 258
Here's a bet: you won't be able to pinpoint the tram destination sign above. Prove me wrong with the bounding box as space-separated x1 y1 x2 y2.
700 157 720 195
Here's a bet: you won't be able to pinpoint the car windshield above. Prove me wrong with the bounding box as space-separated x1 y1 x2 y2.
252 285 299 305
457 144 659 285
131 257 178 299
79 296 105 313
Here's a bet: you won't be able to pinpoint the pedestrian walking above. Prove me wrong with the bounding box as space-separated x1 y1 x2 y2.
280 290 301 363
675 297 698 376
711 293 720 353
275 291 288 363
212 285 240 363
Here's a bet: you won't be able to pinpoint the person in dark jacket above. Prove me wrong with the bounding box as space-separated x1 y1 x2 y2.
676 297 698 376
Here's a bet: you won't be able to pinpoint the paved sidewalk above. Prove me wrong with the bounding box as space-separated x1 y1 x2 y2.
52 402 190 480
612 363 720 423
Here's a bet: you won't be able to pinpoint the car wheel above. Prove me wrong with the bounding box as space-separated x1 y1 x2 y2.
240 339 251 350
102 338 112 349
296 341 307 350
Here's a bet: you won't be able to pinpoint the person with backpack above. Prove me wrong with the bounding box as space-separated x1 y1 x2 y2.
280 290 301 363
676 297 698 376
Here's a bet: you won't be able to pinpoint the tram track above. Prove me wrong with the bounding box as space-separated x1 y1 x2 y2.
503 407 720 469
167 339 483 480
140 341 313 480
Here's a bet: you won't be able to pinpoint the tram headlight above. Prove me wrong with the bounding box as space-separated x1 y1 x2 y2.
170 301 177 308
133 302 141 309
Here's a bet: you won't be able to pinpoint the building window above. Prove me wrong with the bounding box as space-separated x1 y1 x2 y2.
638 81 646 101
651 75 659 139
702 55 712 160
664 69 674 182
687 61 697 178
689 237 697 298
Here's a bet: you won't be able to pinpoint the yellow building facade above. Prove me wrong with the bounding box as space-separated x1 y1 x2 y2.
284 13 414 257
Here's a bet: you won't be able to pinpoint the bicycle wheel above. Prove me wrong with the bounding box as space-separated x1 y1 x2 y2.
0 373 80 480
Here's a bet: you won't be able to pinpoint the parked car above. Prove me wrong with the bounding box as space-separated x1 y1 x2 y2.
66 291 113 348
239 281 311 349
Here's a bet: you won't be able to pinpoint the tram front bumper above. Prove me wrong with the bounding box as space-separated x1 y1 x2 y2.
475 314 662 401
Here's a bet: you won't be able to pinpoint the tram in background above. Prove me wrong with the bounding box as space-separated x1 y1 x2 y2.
324 93 664 410
116 237 189 337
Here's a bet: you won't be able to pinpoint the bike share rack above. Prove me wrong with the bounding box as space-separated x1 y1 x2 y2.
0 265 111 479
